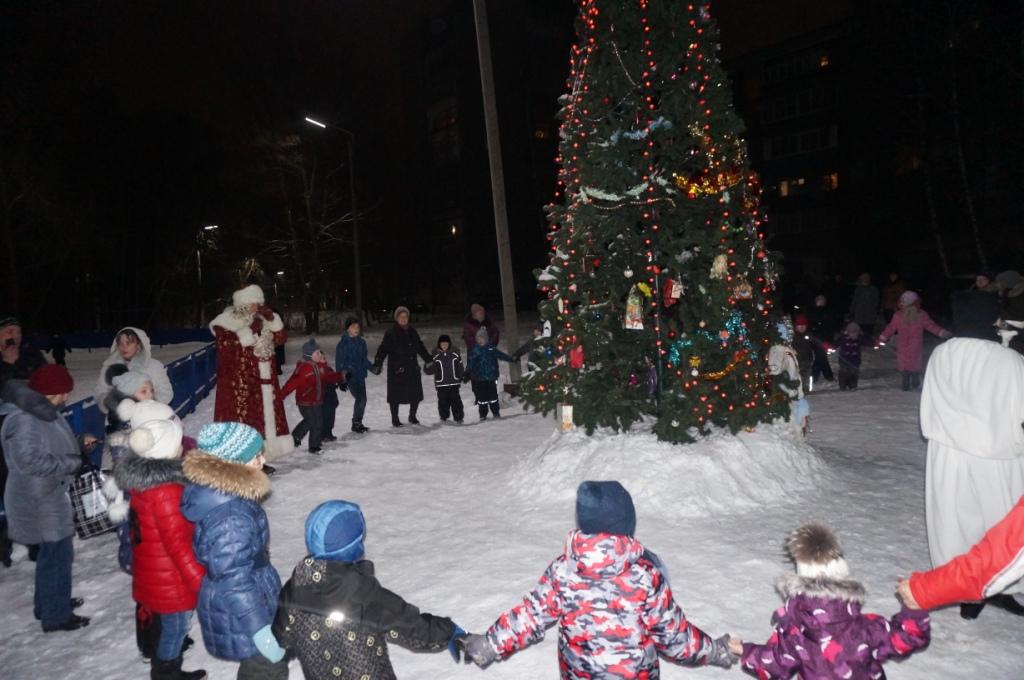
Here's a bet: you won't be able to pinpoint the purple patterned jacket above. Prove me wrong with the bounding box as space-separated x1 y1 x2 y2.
485 531 733 678
741 573 930 679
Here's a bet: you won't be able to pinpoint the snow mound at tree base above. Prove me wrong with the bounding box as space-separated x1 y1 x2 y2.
509 422 829 518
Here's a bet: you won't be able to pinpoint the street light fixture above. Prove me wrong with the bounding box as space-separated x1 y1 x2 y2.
303 115 365 326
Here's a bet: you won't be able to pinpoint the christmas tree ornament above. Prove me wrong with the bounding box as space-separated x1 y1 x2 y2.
628 373 639 387
624 267 634 278
568 345 585 369
689 355 701 368
637 282 653 297
710 253 729 279
733 279 753 300
624 287 644 330
662 277 684 307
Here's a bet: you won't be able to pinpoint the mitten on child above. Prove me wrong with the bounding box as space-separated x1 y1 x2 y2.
457 633 498 668
369 365 382 375
707 634 741 668
252 624 286 663
447 625 467 662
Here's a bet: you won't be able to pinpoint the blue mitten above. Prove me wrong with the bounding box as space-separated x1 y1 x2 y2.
252 624 286 663
447 624 467 662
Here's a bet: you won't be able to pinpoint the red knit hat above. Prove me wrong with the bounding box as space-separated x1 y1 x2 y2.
27 364 74 395
794 313 809 327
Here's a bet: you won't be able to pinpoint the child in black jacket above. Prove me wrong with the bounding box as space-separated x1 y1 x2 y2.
424 334 465 424
274 500 466 680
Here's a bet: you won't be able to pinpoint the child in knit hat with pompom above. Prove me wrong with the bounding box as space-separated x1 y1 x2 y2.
181 422 288 680
111 417 206 680
464 327 514 420
740 522 930 679
458 481 740 675
274 499 467 679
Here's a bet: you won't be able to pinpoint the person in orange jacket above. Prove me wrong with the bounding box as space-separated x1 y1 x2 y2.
281 339 344 454
898 495 1024 617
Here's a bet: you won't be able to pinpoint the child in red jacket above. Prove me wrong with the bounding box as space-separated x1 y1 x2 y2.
282 338 344 454
111 417 206 680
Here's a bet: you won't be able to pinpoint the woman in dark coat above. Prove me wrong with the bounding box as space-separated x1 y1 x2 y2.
461 303 500 361
373 306 431 427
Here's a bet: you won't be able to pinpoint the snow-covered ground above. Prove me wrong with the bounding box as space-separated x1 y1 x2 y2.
2 326 1022 679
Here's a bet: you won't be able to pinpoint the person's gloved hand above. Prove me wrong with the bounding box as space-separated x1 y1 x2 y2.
707 634 738 668
447 625 467 662
337 381 348 392
457 634 498 668
462 374 471 384
252 624 286 663
369 365 382 375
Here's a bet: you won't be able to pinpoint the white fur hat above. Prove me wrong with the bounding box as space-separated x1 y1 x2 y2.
232 284 265 308
117 398 176 429
129 419 183 460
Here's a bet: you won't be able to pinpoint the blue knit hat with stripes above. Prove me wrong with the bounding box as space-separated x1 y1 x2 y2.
197 422 264 463
305 500 366 563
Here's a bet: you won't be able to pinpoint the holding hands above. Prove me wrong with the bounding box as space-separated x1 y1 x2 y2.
896 579 921 609
455 633 499 668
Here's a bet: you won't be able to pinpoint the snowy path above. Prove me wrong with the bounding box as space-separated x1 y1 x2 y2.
1 333 1021 679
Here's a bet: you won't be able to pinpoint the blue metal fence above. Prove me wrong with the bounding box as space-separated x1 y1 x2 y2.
61 343 218 439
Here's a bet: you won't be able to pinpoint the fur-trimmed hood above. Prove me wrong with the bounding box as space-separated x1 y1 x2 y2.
209 307 283 348
112 450 186 492
181 450 270 501
777 571 866 604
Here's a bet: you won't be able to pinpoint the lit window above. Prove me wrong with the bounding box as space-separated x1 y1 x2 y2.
822 172 839 190
778 181 789 197
820 54 830 67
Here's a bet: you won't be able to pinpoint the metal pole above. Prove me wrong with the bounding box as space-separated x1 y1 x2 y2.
195 240 203 327
341 131 364 327
472 0 520 381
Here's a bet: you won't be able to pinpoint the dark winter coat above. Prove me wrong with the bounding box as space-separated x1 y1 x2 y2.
950 289 1001 341
465 343 513 383
0 380 81 545
462 315 500 359
791 335 824 376
373 324 431 405
274 557 456 680
282 360 344 407
335 335 372 383
849 284 880 327
808 306 839 343
0 344 46 392
180 451 281 661
112 451 205 613
836 335 868 370
425 349 464 388
740 573 930 680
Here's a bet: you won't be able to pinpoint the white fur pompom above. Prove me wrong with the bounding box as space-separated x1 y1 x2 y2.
116 398 138 423
129 427 155 454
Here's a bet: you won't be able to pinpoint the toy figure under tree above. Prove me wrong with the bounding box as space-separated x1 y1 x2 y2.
520 0 783 443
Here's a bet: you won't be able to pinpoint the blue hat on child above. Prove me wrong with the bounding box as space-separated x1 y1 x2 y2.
306 500 366 562
576 480 636 537
197 422 264 463
302 338 321 360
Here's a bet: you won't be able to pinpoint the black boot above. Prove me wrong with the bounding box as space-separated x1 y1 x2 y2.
390 403 402 427
351 420 368 434
42 613 90 632
901 372 912 391
408 402 420 425
960 601 985 619
151 655 206 680
987 593 1024 616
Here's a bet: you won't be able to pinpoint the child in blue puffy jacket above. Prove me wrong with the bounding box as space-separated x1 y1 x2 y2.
181 422 289 680
465 327 514 420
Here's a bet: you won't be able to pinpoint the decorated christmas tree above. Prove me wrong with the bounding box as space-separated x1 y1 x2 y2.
520 0 783 443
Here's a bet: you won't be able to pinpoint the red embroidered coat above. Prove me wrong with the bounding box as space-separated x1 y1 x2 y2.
210 307 289 440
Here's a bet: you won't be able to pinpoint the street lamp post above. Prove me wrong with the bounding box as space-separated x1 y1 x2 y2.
304 117 365 326
196 225 218 326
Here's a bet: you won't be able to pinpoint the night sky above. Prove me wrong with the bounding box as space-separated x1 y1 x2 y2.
2 0 1019 331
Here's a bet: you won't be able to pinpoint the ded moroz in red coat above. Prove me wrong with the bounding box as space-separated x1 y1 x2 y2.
111 451 205 613
281 360 345 407
209 304 294 458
